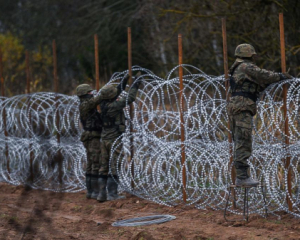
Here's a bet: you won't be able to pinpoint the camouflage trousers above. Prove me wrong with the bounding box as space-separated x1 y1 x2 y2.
229 111 253 179
99 138 123 176
83 137 101 175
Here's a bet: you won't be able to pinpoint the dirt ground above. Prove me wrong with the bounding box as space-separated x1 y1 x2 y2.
0 182 300 240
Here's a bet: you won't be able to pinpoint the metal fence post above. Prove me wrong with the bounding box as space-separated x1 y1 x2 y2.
178 34 187 203
279 13 292 211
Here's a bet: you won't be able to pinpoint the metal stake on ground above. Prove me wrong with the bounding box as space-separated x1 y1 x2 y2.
94 34 100 91
0 48 10 178
178 34 187 203
222 18 237 208
128 27 135 189
26 50 34 184
279 12 293 212
53 40 63 184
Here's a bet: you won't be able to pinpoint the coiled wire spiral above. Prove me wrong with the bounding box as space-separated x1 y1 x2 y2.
0 65 299 217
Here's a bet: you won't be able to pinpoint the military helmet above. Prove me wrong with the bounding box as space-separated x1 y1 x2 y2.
101 85 118 99
235 43 257 58
76 84 93 97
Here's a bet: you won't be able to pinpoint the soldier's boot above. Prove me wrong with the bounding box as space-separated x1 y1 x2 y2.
107 176 125 201
97 176 107 202
235 177 259 187
86 174 93 199
90 175 99 199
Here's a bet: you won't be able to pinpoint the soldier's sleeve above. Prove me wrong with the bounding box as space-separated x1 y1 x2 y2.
244 63 280 86
84 94 104 112
110 87 138 111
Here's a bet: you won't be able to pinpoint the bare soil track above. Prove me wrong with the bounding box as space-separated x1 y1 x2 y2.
0 182 299 240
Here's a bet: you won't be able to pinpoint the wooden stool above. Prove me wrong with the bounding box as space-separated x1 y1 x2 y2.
224 184 268 222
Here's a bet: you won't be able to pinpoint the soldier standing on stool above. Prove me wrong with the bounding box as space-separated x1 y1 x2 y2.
227 43 292 187
76 75 130 200
97 71 141 202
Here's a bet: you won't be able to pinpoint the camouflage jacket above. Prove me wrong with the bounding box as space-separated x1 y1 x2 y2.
79 94 103 141
100 87 138 140
228 58 280 116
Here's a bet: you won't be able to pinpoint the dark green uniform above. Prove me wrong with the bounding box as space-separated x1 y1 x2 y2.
79 94 103 175
78 91 104 199
77 77 131 201
227 58 280 179
95 72 141 202
99 86 138 176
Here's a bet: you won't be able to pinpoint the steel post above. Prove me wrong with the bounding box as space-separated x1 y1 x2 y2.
53 40 62 184
94 34 100 91
128 27 135 188
279 13 292 211
178 34 187 203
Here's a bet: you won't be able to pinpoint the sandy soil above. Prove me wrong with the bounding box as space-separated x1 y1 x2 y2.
0 182 299 240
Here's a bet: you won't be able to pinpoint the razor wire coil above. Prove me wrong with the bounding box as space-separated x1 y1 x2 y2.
0 65 300 217
111 215 176 227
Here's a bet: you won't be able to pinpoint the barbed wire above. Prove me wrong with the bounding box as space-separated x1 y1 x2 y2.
0 65 299 217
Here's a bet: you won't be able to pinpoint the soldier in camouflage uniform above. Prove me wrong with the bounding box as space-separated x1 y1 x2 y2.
76 77 130 199
97 72 141 202
227 43 292 187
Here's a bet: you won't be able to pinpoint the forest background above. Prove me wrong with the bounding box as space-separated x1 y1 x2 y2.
0 0 299 96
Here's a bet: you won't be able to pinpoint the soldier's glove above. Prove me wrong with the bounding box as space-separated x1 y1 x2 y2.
132 71 142 89
279 72 293 80
117 74 130 95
